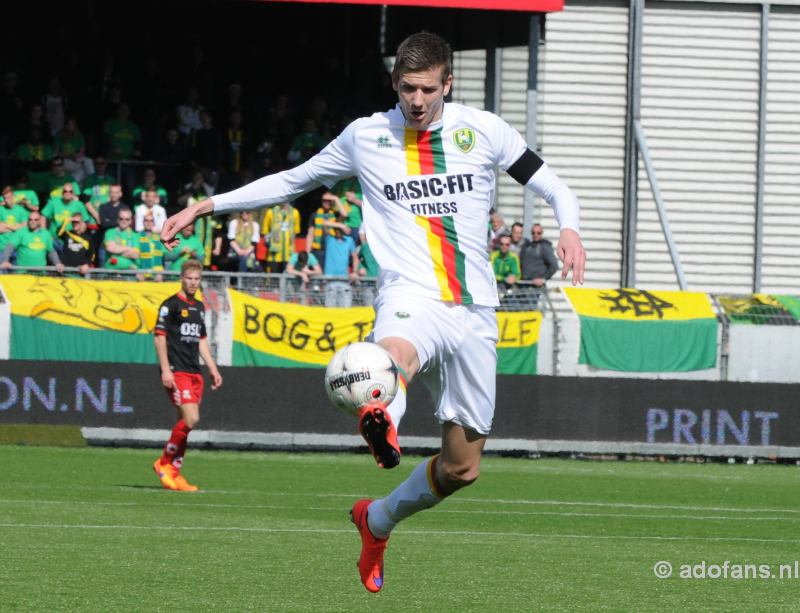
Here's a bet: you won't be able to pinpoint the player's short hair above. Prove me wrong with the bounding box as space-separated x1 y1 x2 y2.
181 259 203 276
393 31 452 83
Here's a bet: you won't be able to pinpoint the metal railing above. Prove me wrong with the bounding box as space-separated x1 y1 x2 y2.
0 265 550 313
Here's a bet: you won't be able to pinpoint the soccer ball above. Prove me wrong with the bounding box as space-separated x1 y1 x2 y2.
324 342 399 416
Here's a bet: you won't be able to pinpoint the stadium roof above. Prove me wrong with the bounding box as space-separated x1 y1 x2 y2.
266 0 563 11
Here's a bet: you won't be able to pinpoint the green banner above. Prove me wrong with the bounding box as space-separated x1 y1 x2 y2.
565 288 718 372
2 275 179 363
1 277 542 374
775 295 800 322
577 317 717 372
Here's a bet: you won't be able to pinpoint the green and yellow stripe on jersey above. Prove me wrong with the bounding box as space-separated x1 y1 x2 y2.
416 215 473 304
405 128 447 175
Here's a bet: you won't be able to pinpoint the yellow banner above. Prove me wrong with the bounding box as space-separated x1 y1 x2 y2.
564 288 715 321
230 289 376 366
497 310 541 348
230 289 540 366
1 275 181 334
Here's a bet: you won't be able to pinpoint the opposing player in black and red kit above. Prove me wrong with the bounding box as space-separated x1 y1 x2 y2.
153 258 223 491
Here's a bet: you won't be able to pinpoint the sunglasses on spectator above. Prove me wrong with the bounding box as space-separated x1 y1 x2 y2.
119 216 132 221
63 189 74 193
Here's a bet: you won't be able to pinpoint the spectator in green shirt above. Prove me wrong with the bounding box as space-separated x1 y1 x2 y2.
0 186 30 251
103 206 139 270
12 171 41 212
15 128 54 194
103 103 142 161
132 167 169 206
54 116 94 184
81 156 116 209
43 156 80 202
16 127 53 172
164 224 205 272
41 182 94 241
490 234 521 290
286 118 327 167
0 210 63 272
333 177 363 238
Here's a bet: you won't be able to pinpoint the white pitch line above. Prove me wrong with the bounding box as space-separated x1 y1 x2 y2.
0 522 799 545
452 497 800 515
2 498 800 524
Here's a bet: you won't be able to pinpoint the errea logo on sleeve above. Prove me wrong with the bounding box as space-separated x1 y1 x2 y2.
377 135 392 149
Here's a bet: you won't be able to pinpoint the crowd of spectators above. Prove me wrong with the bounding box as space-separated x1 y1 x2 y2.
487 211 559 306
0 39 555 307
0 34 391 297
0 178 376 288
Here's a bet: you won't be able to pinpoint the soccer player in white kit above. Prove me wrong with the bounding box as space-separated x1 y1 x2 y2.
161 32 586 594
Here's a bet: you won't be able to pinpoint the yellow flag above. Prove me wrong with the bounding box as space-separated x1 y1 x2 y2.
1 275 182 334
564 288 715 321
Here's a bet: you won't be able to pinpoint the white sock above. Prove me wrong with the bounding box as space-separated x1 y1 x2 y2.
386 383 407 428
367 455 446 539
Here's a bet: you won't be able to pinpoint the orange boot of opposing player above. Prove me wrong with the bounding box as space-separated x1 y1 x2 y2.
153 459 179 490
172 471 199 492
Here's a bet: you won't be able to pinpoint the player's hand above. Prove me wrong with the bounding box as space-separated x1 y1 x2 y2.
210 370 223 390
161 369 175 390
161 199 213 251
557 228 586 285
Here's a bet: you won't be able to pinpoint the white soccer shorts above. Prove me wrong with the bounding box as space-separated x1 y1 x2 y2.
371 285 498 435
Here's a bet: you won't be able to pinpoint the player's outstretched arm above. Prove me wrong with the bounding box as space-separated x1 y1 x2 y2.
161 198 214 250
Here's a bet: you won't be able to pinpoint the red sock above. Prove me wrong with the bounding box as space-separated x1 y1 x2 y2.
160 419 192 469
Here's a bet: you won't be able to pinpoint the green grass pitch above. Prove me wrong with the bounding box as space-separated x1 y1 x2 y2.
1 446 798 611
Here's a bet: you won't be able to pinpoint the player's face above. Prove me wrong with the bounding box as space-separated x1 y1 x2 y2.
393 66 453 130
181 270 202 296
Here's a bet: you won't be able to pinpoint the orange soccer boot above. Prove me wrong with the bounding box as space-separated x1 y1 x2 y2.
350 498 389 593
153 459 178 490
172 472 199 492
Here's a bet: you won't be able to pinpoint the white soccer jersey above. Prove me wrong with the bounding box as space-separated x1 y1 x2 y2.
214 103 575 306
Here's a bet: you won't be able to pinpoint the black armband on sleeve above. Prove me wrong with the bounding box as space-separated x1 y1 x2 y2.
507 149 544 185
